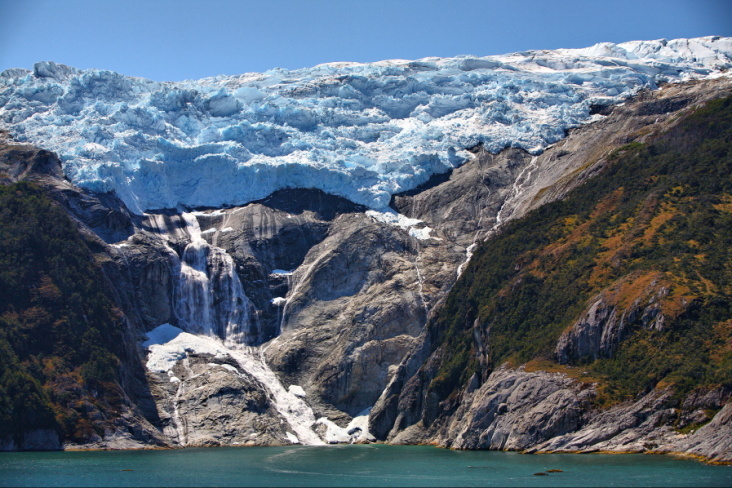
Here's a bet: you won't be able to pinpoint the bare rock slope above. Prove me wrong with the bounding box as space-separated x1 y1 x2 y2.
1 78 730 459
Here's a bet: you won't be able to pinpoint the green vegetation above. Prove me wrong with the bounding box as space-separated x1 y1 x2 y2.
0 182 126 445
428 96 732 406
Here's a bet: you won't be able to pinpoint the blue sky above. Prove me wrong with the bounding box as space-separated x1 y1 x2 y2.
1 0 730 82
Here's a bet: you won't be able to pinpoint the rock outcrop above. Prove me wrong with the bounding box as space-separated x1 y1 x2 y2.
673 403 732 464
555 274 672 364
147 353 289 447
436 367 591 451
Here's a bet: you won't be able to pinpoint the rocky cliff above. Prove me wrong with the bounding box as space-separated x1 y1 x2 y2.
0 77 730 463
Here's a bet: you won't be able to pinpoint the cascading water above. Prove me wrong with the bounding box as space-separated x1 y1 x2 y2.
174 213 253 344
269 269 293 335
228 347 325 446
457 156 539 277
143 211 332 445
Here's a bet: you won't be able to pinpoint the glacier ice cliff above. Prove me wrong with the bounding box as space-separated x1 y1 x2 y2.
1 36 730 213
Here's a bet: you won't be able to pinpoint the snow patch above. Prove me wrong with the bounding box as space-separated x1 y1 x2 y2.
143 323 184 348
288 385 306 397
208 362 239 374
143 324 228 373
366 209 436 240
315 408 376 444
271 297 287 307
192 209 227 217
409 226 436 241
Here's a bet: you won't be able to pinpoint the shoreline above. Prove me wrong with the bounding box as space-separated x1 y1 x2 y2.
6 441 728 467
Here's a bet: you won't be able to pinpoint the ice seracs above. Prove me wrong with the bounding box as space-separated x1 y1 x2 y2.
2 37 730 213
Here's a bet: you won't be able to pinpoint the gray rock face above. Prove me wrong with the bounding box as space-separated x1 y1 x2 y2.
391 147 532 248
673 403 732 463
436 367 591 451
555 296 622 364
530 384 731 464
263 212 439 415
381 363 732 464
0 145 64 181
555 279 672 365
368 332 434 441
2 78 731 461
148 353 290 447
532 388 680 453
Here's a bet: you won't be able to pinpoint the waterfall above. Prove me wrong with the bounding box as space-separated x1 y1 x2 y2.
457 156 539 277
172 213 254 344
270 269 293 335
144 211 334 445
143 212 255 345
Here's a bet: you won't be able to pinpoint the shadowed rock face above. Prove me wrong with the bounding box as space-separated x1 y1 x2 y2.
555 279 670 365
0 430 61 451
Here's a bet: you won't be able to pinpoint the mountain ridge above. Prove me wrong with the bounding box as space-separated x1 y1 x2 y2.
370 84 732 464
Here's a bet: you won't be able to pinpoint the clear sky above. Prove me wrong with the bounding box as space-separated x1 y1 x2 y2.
1 0 730 82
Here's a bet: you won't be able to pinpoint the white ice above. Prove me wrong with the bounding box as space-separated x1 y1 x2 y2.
288 385 307 397
366 209 436 240
315 408 376 444
143 324 228 373
2 37 730 214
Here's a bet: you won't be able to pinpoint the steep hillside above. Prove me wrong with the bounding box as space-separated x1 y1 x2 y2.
0 139 169 450
374 93 732 462
0 179 160 449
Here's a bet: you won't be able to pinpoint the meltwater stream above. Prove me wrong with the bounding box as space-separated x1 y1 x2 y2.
142 212 328 446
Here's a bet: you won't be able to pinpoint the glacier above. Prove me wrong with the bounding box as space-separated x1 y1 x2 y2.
1 36 731 213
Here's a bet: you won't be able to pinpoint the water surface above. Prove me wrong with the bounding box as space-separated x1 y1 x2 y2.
1 445 730 487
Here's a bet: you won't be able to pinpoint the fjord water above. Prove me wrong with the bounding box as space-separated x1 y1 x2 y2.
1 446 730 487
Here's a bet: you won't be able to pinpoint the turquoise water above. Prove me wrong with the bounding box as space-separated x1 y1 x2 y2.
1 445 730 487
